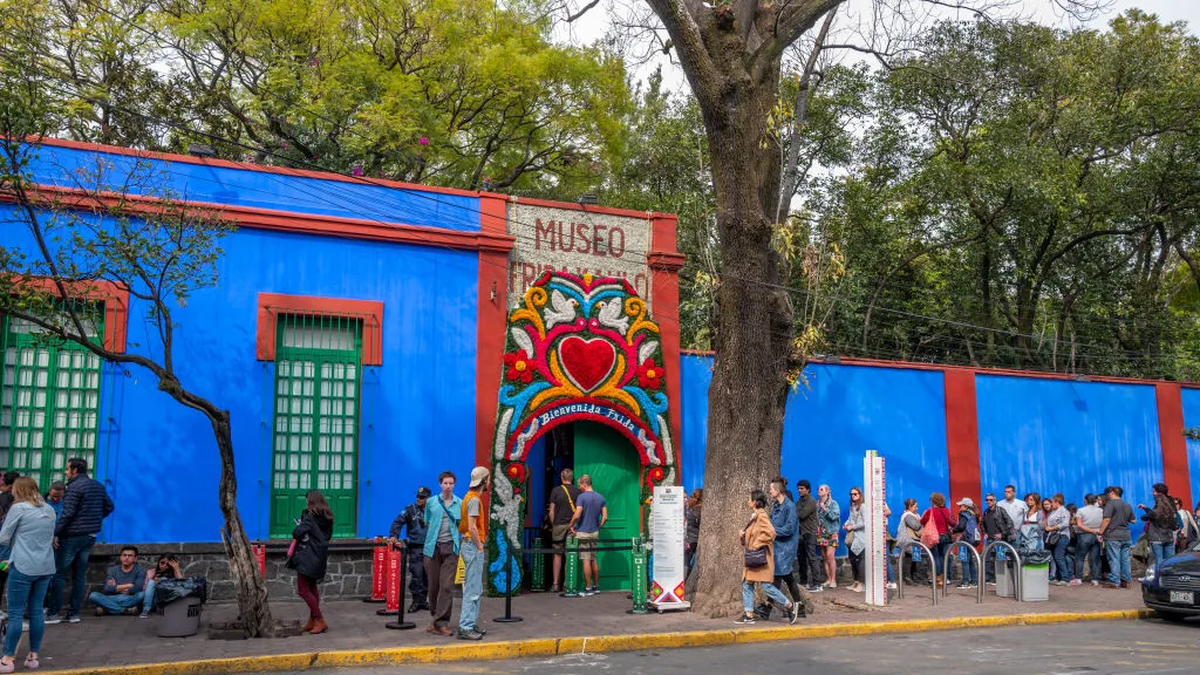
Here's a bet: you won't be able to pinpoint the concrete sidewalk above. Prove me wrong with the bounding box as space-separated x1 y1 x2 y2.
30 583 1147 674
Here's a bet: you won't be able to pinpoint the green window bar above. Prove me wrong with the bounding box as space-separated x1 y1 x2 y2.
269 310 364 539
0 301 104 490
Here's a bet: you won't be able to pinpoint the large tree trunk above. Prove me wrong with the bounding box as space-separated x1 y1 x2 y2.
690 64 794 618
210 410 275 637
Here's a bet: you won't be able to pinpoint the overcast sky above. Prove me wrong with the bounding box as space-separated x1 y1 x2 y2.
564 0 1200 93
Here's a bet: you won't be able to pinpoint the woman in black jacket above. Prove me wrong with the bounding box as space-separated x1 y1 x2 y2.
289 490 334 635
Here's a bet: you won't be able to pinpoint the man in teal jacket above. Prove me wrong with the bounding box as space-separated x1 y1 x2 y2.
422 471 462 636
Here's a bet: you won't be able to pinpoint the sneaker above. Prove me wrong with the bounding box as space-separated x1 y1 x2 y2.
549 584 561 594
1069 579 1082 586
806 584 823 593
139 611 150 619
964 583 978 589
1090 580 1099 587
67 615 82 624
986 581 996 587
733 614 756 625
94 607 106 617
457 629 484 641
955 583 969 590
787 604 800 625
887 582 897 590
43 614 62 625
122 607 139 616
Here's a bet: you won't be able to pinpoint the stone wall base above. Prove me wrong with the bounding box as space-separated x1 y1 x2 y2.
79 541 378 605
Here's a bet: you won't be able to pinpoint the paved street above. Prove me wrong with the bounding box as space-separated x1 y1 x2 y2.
281 618 1199 675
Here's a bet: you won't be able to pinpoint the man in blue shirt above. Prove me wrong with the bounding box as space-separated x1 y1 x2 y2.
568 475 607 596
87 546 149 616
45 482 66 520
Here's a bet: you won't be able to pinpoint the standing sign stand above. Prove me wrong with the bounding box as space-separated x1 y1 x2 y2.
862 450 888 606
648 485 691 613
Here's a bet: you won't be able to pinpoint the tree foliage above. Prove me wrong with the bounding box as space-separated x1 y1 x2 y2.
0 0 629 191
814 13 1200 379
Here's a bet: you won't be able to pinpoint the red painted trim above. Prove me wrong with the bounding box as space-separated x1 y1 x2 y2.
651 214 685 486
256 293 384 366
34 136 481 199
944 369 983 506
476 194 509 475
4 185 514 255
509 195 674 222
1155 383 1192 508
680 350 1200 389
18 279 129 353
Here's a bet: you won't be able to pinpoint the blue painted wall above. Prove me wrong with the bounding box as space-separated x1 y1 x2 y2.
6 146 483 544
28 144 481 232
1182 388 1200 510
680 355 950 548
976 375 1162 537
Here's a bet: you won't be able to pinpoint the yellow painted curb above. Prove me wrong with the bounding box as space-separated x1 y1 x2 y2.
49 609 1152 675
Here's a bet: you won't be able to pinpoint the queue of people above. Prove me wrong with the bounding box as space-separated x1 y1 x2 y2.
723 473 1200 625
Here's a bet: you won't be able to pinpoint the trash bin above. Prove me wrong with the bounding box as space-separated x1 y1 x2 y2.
157 596 202 637
1019 550 1051 602
995 554 1015 598
154 577 208 638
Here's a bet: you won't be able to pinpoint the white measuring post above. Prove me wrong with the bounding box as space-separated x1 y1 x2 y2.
863 450 888 606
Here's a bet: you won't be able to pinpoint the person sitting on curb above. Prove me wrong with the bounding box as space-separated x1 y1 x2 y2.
142 554 184 618
87 546 150 617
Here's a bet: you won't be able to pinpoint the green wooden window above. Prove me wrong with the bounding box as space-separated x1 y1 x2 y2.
0 313 104 489
269 314 362 538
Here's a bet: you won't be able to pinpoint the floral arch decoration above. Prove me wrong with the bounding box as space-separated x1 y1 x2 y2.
486 271 675 595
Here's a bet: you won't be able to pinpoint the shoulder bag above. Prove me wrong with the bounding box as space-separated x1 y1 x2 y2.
743 514 769 569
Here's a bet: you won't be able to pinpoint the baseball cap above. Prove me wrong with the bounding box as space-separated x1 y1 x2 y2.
416 486 432 499
956 497 976 508
469 467 490 489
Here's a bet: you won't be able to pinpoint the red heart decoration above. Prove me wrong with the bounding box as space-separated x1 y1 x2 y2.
558 337 617 392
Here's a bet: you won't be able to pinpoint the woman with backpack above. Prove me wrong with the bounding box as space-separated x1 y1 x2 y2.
288 490 334 635
734 489 800 626
951 498 980 589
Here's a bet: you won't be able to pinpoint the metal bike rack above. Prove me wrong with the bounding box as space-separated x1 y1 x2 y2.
941 542 984 603
981 540 1023 602
895 541 939 606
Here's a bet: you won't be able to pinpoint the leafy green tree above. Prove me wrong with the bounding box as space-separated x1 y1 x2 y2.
0 61 272 636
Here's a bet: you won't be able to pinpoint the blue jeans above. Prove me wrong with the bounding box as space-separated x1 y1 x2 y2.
457 543 483 632
1074 533 1101 581
933 541 949 577
47 535 95 617
741 580 791 613
960 549 978 585
1150 541 1175 567
87 590 145 615
1105 540 1131 584
1051 535 1070 582
5 568 51 656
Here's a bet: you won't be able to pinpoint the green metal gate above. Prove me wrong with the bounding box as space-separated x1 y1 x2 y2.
269 314 362 538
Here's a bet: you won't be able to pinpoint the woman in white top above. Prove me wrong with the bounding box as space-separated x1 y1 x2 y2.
0 477 58 672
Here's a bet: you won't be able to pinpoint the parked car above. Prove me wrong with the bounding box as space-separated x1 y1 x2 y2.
1141 540 1200 622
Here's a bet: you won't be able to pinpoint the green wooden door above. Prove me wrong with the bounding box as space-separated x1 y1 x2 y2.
574 421 641 591
270 315 361 538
